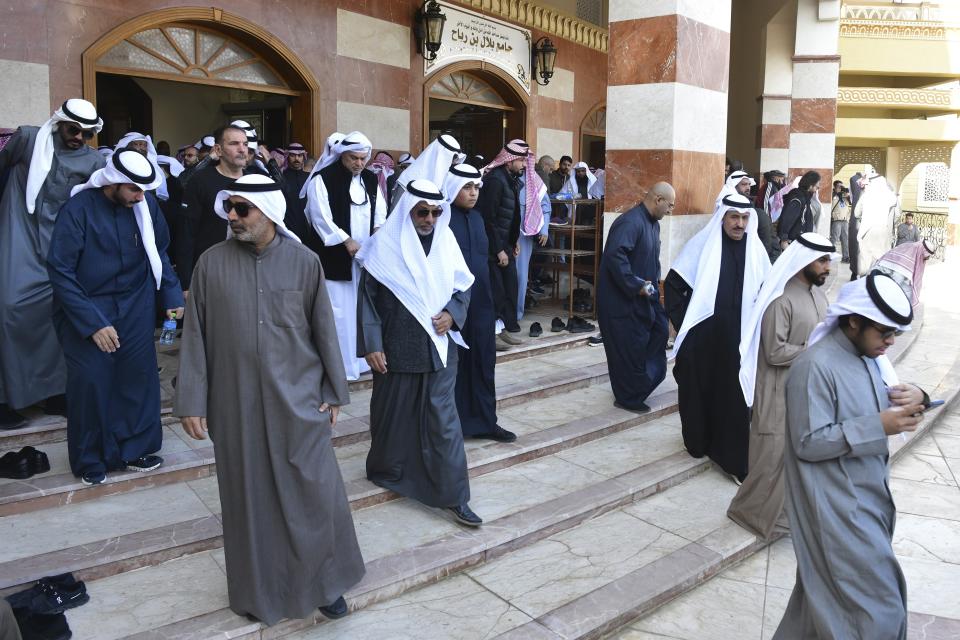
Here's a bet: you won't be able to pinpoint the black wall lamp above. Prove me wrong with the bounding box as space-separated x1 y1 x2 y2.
532 36 557 86
415 1 447 61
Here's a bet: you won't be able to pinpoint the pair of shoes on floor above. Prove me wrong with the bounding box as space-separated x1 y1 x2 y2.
550 317 566 332
471 425 517 443
0 403 28 430
80 454 163 486
567 316 595 333
498 332 523 346
8 572 89 615
0 446 50 479
447 504 483 527
42 394 67 417
587 334 603 346
529 322 543 337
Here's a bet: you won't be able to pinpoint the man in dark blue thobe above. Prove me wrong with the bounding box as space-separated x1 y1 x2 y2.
47 150 184 485
597 182 675 412
444 164 516 443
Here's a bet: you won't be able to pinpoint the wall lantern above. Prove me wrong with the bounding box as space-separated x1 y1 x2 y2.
532 36 558 86
415 1 447 61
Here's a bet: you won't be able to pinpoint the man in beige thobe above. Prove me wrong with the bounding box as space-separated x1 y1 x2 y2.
728 233 836 539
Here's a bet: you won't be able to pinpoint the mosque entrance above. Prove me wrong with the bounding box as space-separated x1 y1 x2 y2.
425 67 527 162
580 102 606 169
81 8 321 154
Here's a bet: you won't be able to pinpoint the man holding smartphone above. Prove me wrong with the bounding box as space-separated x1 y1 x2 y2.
774 271 928 640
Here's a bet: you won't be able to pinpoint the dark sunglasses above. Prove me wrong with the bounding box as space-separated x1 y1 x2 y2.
869 321 904 339
222 198 253 217
414 208 442 219
65 125 94 140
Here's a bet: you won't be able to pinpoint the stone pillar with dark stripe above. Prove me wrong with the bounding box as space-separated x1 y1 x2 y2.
788 54 840 204
603 1 732 266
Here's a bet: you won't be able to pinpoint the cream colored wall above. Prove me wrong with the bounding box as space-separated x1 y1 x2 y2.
0 59 50 128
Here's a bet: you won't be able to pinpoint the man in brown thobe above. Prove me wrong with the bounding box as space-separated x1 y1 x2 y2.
174 174 365 625
728 233 835 539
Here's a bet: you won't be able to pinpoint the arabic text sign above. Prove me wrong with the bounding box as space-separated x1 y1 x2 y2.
425 2 531 93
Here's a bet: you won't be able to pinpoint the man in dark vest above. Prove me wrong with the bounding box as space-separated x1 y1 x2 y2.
304 131 386 380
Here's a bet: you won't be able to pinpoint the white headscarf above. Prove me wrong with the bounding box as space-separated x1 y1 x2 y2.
715 171 755 208
738 232 838 407
156 155 185 178
563 161 598 198
396 134 461 193
590 169 605 199
230 120 259 152
356 179 475 367
70 151 165 289
299 131 350 199
807 270 913 386
214 174 300 243
26 99 103 214
670 193 771 360
398 152 416 165
114 132 170 201
443 164 483 205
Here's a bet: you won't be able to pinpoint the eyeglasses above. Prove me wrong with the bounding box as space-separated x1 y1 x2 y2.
65 125 94 140
222 198 254 217
414 208 442 219
869 321 904 339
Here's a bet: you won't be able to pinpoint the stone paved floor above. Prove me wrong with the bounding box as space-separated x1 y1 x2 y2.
612 249 960 640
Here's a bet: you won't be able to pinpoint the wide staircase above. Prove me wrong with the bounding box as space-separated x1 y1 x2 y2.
0 305 955 640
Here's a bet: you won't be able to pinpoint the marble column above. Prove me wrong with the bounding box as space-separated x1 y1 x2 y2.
603 1 732 267
759 94 791 172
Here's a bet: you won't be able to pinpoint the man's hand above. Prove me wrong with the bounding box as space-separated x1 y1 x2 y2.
513 244 521 258
92 326 120 353
880 404 925 436
365 351 388 374
538 234 549 247
166 307 185 320
888 384 925 408
497 250 509 267
432 311 453 336
181 416 208 440
318 403 340 427
344 238 361 257
183 290 190 302
258 144 270 160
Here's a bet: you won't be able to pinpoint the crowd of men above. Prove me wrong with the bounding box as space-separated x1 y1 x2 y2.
0 98 941 636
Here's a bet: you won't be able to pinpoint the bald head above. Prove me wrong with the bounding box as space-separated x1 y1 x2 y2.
643 182 675 220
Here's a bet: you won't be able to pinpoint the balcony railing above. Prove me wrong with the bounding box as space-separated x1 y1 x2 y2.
840 1 960 39
838 87 959 109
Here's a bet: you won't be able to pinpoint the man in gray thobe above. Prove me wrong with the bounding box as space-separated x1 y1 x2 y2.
729 233 835 540
775 271 929 640
175 174 365 625
356 179 482 527
0 99 105 428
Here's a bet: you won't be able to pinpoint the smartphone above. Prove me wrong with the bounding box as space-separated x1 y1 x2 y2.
924 399 945 412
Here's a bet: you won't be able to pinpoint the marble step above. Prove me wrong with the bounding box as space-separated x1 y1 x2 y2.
64 441 708 639
0 391 686 594
0 334 604 451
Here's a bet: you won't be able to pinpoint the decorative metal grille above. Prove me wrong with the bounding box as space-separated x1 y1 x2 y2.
835 147 884 175
899 145 953 184
897 210 948 260
919 163 950 207
576 0 603 26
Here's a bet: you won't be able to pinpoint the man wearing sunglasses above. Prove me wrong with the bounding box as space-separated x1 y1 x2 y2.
176 174 364 625
357 179 482 528
775 271 929 639
0 99 106 430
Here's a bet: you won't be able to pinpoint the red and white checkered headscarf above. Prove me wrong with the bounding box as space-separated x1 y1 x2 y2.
483 139 548 235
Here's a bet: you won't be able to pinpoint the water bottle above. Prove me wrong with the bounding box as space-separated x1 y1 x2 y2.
643 280 658 297
159 317 177 345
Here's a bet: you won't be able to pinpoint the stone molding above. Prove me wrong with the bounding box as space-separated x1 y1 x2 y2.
840 20 960 41
841 3 960 24
450 0 608 52
838 87 954 108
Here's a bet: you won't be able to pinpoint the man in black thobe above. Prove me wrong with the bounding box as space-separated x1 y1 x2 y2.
356 179 482 527
667 194 770 482
444 164 516 442
598 183 674 412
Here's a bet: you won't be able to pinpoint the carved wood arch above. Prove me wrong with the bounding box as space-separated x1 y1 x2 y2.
82 7 321 153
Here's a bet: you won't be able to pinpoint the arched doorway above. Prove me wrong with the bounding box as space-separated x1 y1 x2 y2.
82 8 320 153
423 63 528 161
580 102 606 168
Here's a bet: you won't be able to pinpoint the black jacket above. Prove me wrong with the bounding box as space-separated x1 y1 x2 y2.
777 188 814 242
476 165 520 259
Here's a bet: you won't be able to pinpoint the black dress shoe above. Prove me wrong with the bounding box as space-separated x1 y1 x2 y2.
529 322 543 337
587 335 603 346
0 451 31 479
567 316 595 333
0 403 27 430
21 446 50 475
448 504 483 527
42 394 67 416
550 317 566 332
614 401 651 413
319 595 349 620
471 425 517 443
